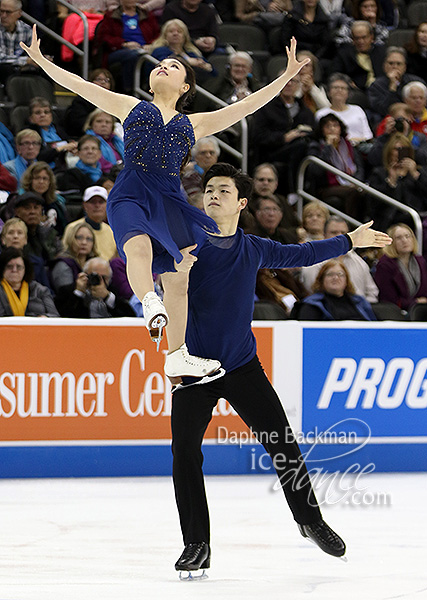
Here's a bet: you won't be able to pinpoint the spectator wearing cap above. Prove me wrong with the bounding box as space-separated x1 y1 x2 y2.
14 191 62 263
62 186 117 261
3 130 42 184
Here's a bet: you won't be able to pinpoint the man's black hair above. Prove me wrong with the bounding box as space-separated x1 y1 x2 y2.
203 163 253 200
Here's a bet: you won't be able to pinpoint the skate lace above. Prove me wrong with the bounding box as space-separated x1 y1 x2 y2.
180 543 206 561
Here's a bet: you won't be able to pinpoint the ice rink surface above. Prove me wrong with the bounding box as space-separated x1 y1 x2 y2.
0 472 426 600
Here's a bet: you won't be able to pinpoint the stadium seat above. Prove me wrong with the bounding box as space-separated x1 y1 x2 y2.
387 29 415 48
407 1 427 28
253 300 288 320
371 303 408 321
218 24 269 62
6 75 55 106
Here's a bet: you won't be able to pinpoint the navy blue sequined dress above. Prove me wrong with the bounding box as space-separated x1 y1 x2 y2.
106 100 219 268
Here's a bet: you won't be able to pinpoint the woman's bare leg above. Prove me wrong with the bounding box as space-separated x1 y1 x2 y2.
123 234 155 299
162 270 189 353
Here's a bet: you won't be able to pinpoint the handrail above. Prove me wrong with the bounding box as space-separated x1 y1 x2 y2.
297 155 423 252
133 52 248 171
22 0 89 80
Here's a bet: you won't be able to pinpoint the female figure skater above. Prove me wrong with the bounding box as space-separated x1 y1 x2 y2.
21 27 310 378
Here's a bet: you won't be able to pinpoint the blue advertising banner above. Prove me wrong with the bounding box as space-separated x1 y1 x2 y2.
302 327 427 438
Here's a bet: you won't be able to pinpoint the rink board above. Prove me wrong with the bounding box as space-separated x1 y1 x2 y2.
1 319 426 477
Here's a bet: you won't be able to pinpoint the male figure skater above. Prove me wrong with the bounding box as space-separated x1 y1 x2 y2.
165 163 391 576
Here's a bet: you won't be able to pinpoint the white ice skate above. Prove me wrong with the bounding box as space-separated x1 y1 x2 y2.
164 343 221 379
142 291 168 351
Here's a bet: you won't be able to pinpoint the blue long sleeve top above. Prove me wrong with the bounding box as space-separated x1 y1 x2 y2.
155 229 351 372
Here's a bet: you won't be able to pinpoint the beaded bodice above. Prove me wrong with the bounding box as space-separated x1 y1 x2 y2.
123 100 195 176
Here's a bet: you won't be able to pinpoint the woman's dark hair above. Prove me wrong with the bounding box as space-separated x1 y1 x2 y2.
203 163 253 200
172 56 196 112
0 247 33 282
353 0 381 22
406 22 427 54
314 113 348 141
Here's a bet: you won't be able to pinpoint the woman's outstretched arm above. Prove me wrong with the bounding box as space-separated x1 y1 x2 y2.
20 25 139 123
189 38 309 139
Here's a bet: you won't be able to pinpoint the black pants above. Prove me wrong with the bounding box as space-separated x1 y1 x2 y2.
171 356 322 545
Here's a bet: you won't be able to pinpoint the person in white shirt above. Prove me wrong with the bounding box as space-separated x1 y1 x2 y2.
300 215 379 302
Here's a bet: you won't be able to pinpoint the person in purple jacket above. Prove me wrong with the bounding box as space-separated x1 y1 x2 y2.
375 223 427 311
169 163 392 577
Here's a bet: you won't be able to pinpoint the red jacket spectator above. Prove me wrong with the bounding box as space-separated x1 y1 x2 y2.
95 6 159 67
0 163 17 192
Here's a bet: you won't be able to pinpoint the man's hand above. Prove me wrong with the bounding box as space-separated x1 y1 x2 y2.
174 244 198 272
90 276 109 300
75 272 88 293
347 221 392 248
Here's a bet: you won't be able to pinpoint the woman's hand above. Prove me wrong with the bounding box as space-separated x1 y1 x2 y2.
284 37 310 81
20 24 44 66
401 157 419 179
325 133 340 147
347 221 392 248
174 244 198 272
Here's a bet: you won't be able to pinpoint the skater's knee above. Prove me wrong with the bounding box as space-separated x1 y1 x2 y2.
124 234 152 262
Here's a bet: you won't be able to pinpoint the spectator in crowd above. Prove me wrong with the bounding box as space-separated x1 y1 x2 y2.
57 256 135 317
20 162 68 235
0 0 33 82
3 129 41 183
331 21 386 92
252 74 315 198
300 215 379 301
64 69 115 138
308 114 365 220
302 200 329 240
335 0 388 47
405 22 427 85
150 19 214 85
250 163 300 231
207 52 262 104
0 121 15 165
60 0 105 64
281 0 332 59
0 216 51 287
0 161 17 199
367 47 425 119
235 0 291 29
246 195 299 243
296 259 376 320
374 223 427 311
181 136 220 203
106 0 165 12
402 81 427 138
0 247 58 317
62 185 117 261
95 0 159 93
84 109 124 166
255 266 309 316
14 191 62 262
160 0 218 56
295 51 330 114
315 73 372 144
51 222 98 308
368 103 427 167
57 135 111 200
26 97 78 172
318 0 352 29
368 133 427 231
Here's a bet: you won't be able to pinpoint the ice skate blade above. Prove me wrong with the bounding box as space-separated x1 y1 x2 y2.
179 569 208 581
148 315 167 351
171 368 226 392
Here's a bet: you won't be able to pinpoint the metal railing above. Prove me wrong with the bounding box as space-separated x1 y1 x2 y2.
133 53 249 171
22 0 89 79
297 155 423 252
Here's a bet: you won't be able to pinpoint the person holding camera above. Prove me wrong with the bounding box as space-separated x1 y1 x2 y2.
368 132 427 231
56 255 135 318
368 102 427 168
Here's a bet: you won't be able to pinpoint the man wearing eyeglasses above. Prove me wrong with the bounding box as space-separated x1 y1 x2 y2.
0 0 34 81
